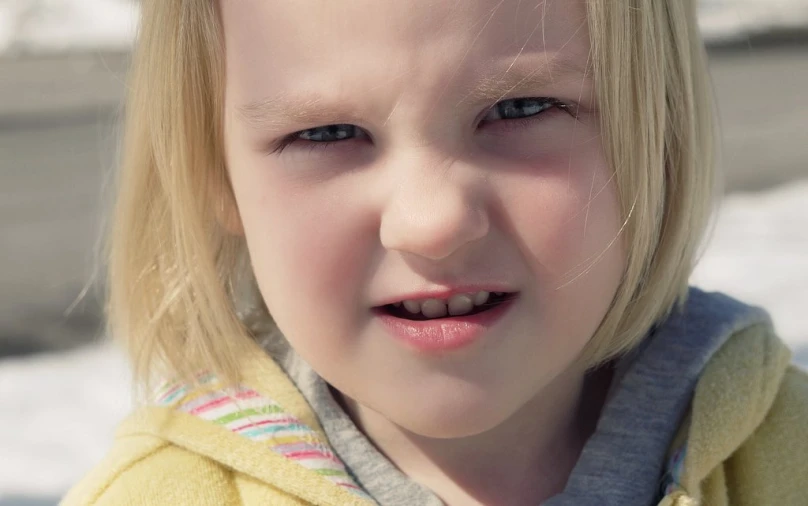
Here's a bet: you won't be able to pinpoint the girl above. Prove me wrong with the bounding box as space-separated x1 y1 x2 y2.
64 0 807 505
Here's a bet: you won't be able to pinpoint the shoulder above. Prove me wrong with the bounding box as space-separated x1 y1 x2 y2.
722 365 808 505
675 314 806 505
737 364 808 459
60 432 237 506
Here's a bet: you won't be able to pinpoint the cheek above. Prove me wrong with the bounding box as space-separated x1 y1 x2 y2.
502 149 625 360
507 150 624 287
227 161 376 344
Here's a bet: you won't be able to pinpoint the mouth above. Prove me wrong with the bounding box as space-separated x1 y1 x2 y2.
375 291 518 321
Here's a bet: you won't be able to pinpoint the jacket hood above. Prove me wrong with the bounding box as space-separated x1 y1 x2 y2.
117 354 377 505
675 304 792 496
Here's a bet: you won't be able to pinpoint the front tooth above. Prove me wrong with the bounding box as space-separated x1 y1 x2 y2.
448 294 474 315
403 300 421 314
473 291 490 306
421 298 448 318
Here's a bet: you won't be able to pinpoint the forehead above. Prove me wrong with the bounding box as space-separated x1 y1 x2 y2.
219 0 591 117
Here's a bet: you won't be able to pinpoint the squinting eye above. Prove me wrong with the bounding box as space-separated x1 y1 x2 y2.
269 96 569 155
481 97 561 123
270 124 368 155
299 124 364 142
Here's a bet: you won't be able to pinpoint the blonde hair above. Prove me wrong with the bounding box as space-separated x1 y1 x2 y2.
110 0 718 395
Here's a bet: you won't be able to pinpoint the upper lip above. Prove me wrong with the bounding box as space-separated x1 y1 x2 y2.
374 285 517 307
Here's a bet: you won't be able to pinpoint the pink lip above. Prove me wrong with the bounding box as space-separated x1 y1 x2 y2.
373 297 516 353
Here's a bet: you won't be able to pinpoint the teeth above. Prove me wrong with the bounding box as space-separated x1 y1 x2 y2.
393 290 500 318
403 300 421 314
447 294 474 316
473 291 490 306
421 298 448 318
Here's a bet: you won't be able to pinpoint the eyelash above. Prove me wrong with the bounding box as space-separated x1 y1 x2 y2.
269 97 572 155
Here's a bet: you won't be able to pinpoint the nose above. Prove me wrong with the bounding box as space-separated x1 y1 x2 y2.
379 166 489 261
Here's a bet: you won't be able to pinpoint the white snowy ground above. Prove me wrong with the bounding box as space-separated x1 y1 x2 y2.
0 0 808 55
0 180 807 502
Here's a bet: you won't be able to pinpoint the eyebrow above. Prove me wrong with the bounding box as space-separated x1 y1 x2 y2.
236 55 590 132
458 56 590 105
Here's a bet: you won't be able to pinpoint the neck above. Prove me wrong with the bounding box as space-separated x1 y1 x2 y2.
335 363 613 506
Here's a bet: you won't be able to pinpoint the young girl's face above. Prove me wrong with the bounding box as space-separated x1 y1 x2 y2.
221 0 625 437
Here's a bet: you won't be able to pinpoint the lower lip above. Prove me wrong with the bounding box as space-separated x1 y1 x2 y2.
374 298 516 353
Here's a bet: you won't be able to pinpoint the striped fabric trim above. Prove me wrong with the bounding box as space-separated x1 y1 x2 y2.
155 374 373 502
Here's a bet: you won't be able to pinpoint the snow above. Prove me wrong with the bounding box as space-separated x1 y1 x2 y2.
0 343 131 501
0 180 807 502
691 180 808 346
699 0 808 43
0 0 807 55
0 0 138 55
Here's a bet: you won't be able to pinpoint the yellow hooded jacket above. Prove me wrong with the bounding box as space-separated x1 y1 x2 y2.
63 317 808 505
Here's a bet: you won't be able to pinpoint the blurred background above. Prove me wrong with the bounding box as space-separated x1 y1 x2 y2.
0 0 806 504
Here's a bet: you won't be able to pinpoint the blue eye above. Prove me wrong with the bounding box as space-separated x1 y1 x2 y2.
271 124 367 155
482 97 559 122
269 97 568 155
299 124 365 143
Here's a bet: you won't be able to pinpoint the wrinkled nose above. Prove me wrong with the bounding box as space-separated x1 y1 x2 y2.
379 170 489 261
